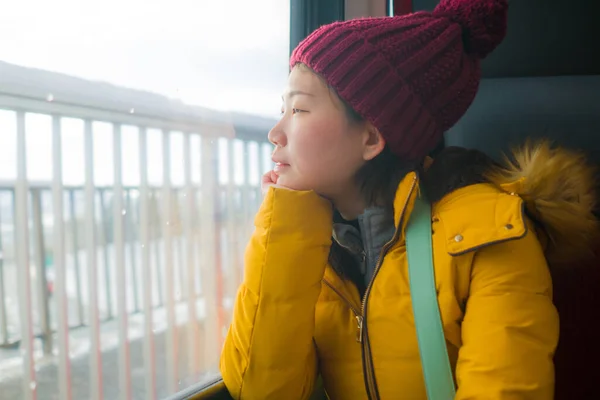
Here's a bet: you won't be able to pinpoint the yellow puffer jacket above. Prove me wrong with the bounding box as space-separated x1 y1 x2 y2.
220 142 598 399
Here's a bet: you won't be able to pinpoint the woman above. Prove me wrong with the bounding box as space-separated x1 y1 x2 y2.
220 0 598 398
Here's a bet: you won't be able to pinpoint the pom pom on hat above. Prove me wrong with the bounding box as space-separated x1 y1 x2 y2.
433 0 509 59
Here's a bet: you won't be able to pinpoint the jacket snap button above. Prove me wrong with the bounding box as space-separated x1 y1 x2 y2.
505 224 514 230
454 234 463 242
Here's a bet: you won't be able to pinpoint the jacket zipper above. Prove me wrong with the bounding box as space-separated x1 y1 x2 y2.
322 279 364 342
325 175 418 400
360 175 418 400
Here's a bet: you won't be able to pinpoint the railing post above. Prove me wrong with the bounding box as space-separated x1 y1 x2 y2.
113 124 132 400
184 133 201 379
52 115 73 400
200 136 220 371
240 141 254 242
150 190 164 307
31 189 52 356
242 141 253 269
85 120 103 400
162 130 179 393
0 195 9 345
125 189 140 313
68 189 85 326
15 111 37 400
225 140 238 316
98 188 113 319
139 127 157 400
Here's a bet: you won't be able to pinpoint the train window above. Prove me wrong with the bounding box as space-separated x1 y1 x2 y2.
0 0 289 399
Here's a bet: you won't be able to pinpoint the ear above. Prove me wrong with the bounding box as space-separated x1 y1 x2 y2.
362 122 386 161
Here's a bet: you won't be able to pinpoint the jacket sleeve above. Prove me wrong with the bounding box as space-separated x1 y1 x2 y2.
220 187 333 399
455 226 559 399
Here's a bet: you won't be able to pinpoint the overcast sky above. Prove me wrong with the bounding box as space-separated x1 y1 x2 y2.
0 0 290 117
0 0 286 184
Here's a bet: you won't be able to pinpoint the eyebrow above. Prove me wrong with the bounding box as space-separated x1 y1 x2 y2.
282 90 315 100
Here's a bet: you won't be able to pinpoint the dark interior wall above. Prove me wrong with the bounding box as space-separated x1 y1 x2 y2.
290 0 345 56
411 0 600 77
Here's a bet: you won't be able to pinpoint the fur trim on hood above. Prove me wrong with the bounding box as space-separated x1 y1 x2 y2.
423 141 599 264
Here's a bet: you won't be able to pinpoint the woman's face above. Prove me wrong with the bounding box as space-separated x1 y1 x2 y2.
268 65 380 198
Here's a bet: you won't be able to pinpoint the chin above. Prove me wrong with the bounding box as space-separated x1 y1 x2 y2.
277 176 311 192
277 177 299 189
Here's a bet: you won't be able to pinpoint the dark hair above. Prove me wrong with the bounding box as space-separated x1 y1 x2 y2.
328 93 414 290
332 86 413 210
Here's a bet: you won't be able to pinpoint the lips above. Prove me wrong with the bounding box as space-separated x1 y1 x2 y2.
273 162 290 173
272 154 290 173
271 153 290 168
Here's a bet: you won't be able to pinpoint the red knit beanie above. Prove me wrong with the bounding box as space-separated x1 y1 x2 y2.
290 0 508 161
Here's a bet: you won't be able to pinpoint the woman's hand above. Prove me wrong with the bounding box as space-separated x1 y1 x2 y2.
261 170 332 204
261 170 288 196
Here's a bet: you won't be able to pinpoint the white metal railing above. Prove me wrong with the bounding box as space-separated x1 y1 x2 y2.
0 61 274 400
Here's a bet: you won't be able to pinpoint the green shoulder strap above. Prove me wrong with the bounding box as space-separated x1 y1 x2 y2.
406 194 456 400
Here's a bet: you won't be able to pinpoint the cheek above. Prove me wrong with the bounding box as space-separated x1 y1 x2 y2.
294 130 330 163
293 122 342 164
290 122 363 182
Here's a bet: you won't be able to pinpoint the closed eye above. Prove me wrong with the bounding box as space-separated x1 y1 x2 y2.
280 108 306 115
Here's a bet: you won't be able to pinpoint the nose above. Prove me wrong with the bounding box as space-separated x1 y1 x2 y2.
268 120 287 148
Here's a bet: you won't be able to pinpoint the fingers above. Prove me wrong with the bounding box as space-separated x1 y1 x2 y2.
261 170 278 185
261 170 279 196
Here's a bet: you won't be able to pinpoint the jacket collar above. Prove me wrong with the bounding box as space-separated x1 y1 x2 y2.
392 171 419 232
